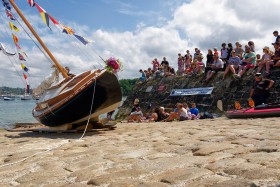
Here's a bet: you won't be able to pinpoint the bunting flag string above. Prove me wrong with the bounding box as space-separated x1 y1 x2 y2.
28 1 91 45
23 73 30 85
2 0 31 85
12 33 19 44
73 34 90 45
34 3 50 29
23 73 28 79
19 53 26 61
2 0 11 10
21 63 29 72
48 14 59 25
27 0 35 7
9 22 20 32
60 23 75 35
23 72 30 93
15 43 21 50
5 9 16 20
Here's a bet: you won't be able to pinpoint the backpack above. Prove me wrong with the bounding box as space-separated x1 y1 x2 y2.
200 112 214 119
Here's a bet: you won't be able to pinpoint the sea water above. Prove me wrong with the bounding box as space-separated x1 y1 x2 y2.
0 97 126 129
0 99 36 128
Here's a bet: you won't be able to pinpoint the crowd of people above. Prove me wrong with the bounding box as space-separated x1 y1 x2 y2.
129 31 280 122
127 98 202 123
138 30 280 82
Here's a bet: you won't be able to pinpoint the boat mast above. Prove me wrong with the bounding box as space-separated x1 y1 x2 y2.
8 0 69 78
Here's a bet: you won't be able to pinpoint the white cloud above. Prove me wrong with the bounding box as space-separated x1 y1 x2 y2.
1 0 279 87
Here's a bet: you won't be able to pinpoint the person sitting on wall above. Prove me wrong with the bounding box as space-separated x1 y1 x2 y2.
139 69 146 82
249 73 274 106
205 53 224 82
233 45 256 78
222 50 241 80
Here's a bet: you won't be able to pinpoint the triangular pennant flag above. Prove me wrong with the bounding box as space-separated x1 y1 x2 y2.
12 34 19 43
73 34 90 45
3 0 11 10
5 9 16 20
9 22 20 32
21 63 29 72
34 3 50 28
60 23 75 35
48 14 59 25
27 0 35 7
19 53 26 61
15 43 21 50
23 73 28 79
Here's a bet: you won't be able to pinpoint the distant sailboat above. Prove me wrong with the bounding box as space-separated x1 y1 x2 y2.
5 0 122 128
21 84 32 100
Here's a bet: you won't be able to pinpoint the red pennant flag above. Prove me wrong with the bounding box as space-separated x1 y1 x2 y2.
12 34 19 44
48 14 59 25
35 3 50 28
23 73 28 79
15 43 21 50
27 0 35 7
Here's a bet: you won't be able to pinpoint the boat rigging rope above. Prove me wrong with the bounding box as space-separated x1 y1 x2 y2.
14 19 54 67
0 76 98 168
79 76 97 140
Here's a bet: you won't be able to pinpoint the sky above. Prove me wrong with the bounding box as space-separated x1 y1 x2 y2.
0 0 279 88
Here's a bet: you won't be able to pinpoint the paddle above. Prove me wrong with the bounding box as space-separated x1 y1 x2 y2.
217 100 223 112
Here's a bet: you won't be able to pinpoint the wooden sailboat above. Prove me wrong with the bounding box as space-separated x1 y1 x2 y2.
9 0 122 127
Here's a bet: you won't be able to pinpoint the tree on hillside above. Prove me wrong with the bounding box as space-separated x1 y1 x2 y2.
119 79 137 96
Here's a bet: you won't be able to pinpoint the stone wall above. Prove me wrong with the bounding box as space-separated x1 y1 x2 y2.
116 69 280 120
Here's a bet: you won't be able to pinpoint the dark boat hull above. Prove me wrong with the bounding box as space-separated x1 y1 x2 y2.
225 104 280 119
33 70 122 127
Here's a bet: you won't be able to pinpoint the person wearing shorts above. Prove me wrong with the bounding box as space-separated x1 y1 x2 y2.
234 45 256 78
205 53 224 81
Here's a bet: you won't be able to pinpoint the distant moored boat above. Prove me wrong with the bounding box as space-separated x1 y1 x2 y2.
3 96 15 101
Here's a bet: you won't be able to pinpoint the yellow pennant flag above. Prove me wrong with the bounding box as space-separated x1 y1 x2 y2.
9 22 20 32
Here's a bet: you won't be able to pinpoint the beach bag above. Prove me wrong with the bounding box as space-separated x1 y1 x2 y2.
201 112 213 119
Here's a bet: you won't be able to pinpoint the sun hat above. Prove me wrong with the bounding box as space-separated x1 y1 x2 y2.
263 46 270 52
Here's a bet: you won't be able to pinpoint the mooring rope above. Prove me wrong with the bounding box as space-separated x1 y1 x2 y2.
79 76 97 140
0 73 98 168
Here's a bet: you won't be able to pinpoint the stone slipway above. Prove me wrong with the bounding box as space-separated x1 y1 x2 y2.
0 117 280 186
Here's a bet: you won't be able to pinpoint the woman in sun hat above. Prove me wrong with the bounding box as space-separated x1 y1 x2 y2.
256 46 273 73
234 42 244 58
222 50 241 80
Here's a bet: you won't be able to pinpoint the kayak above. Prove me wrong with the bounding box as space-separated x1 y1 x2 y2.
225 103 280 119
